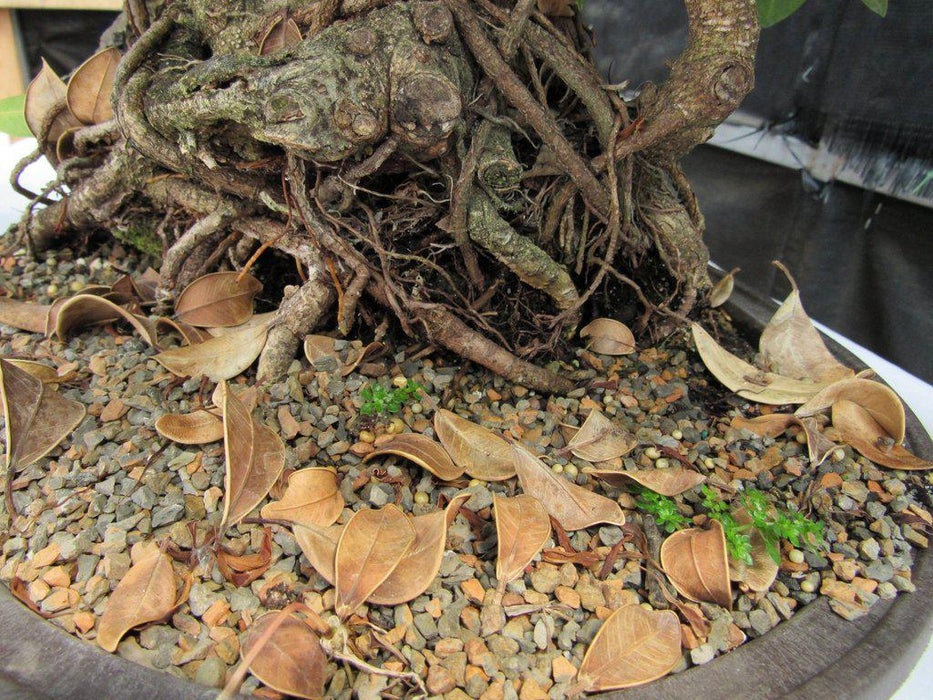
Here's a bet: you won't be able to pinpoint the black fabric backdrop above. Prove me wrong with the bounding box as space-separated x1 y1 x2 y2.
13 3 933 381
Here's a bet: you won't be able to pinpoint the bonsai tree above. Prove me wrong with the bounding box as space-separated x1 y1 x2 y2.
7 0 815 390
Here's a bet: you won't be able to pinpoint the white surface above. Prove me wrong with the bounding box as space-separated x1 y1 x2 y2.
2 138 932 696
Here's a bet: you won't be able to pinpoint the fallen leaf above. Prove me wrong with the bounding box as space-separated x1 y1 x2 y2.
493 494 551 585
692 323 826 404
259 16 303 55
576 605 682 692
242 611 328 699
5 360 61 384
340 341 383 377
55 294 157 346
155 409 223 444
832 400 932 471
659 520 732 608
0 358 85 478
217 528 273 587
512 443 625 531
174 271 263 327
293 523 342 585
221 381 286 528
66 47 120 124
207 310 277 337
154 317 213 345
156 318 271 381
709 267 739 308
364 432 464 481
303 335 339 367
566 409 636 462
97 542 177 652
795 416 839 466
368 493 471 606
759 262 852 383
579 318 636 355
728 508 778 592
24 59 67 139
260 468 344 529
732 413 837 466
334 505 415 618
585 467 705 497
210 383 259 413
0 296 52 333
434 409 515 481
796 377 905 445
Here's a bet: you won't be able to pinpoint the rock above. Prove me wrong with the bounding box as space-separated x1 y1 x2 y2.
151 504 185 528
427 664 456 694
748 609 773 636
551 656 577 684
530 566 560 594
188 584 222 617
690 643 716 665
859 538 881 561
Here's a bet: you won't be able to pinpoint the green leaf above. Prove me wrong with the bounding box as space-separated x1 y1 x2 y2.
757 0 808 28
0 94 31 138
861 0 888 17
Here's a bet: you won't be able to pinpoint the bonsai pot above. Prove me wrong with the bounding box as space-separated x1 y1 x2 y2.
1 280 930 700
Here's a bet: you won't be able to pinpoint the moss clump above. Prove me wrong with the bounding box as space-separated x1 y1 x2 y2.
112 220 163 259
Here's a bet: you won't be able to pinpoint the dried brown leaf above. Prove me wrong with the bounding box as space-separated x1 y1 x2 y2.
293 523 342 585
577 605 682 692
260 468 344 529
709 267 739 308
155 409 223 445
512 443 625 531
0 296 52 333
586 467 706 497
760 263 853 383
659 520 732 608
340 341 383 377
174 271 263 327
221 381 285 528
303 335 339 366
154 318 213 345
364 432 464 481
493 494 551 584
692 323 826 404
156 318 271 381
796 377 905 445
66 47 120 124
434 409 515 481
832 400 932 471
732 414 837 466
97 542 177 652
728 508 778 592
0 358 85 475
55 294 157 346
368 493 470 605
5 360 61 384
579 318 636 356
207 311 277 337
566 409 636 462
259 17 303 55
334 505 415 618
243 612 327 700
217 528 273 587
24 59 67 139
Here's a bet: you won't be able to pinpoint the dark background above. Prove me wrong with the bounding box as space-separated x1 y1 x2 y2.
14 1 933 381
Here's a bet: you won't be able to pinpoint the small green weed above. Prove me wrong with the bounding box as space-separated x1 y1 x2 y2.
635 490 690 534
359 379 424 416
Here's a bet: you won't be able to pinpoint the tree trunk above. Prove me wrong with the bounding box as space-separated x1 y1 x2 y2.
10 0 759 392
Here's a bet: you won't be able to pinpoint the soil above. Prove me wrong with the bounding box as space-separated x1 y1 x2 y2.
1 241 930 698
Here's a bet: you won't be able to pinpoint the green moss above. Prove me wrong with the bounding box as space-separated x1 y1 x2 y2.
112 221 163 259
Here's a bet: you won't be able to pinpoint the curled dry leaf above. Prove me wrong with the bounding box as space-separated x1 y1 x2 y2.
340 341 383 377
24 59 67 139
364 432 464 481
221 381 286 528
760 263 852 384
692 324 826 405
579 318 636 355
566 409 636 462
832 400 932 471
732 414 837 466
512 443 625 531
55 294 157 346
207 310 277 337
334 505 415 618
5 360 61 385
259 16 303 55
294 523 342 585
577 604 682 692
155 409 223 445
493 494 551 584
260 468 344 529
368 493 471 606
659 520 732 609
586 467 705 497
304 335 339 367
156 317 271 382
217 528 273 587
66 47 120 124
728 508 778 593
155 317 214 345
0 296 52 333
709 267 739 308
97 542 177 652
242 611 328 700
0 358 85 476
434 409 515 481
796 377 905 445
174 271 263 327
